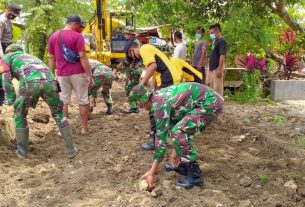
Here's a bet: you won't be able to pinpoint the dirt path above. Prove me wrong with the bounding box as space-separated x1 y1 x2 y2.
1 84 305 207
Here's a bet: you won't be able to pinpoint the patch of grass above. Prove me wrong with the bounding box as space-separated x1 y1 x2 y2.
229 71 266 104
294 136 305 149
272 116 285 124
259 172 270 184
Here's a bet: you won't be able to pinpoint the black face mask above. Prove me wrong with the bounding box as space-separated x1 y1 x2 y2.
8 13 16 20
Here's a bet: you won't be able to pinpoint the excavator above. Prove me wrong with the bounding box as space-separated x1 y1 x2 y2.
83 0 135 66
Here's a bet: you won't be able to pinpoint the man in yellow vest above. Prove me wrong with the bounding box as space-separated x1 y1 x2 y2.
124 41 181 150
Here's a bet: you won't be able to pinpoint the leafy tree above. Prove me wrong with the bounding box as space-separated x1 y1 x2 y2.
0 0 93 60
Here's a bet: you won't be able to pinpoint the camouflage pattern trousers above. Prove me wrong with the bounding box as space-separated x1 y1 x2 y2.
14 80 69 129
170 92 224 161
125 68 141 109
89 66 114 107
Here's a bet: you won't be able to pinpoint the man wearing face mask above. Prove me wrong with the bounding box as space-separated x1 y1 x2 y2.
208 24 227 96
0 2 21 111
124 41 181 150
48 14 92 135
192 27 208 84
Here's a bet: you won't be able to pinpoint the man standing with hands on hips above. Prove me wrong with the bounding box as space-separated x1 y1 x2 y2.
0 2 21 111
48 14 92 134
208 24 227 96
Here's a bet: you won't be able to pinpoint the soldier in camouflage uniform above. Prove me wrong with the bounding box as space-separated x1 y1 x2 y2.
0 44 78 159
120 58 142 113
129 82 223 189
88 59 114 115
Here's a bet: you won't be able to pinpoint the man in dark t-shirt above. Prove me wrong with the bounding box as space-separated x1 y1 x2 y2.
208 24 227 96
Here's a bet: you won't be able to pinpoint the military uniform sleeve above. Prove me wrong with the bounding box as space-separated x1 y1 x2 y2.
2 72 15 104
1 55 15 104
153 105 171 161
139 45 156 67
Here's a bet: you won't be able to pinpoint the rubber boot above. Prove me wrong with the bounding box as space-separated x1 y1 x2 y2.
126 107 139 114
106 105 113 115
141 133 155 151
15 127 29 159
175 161 204 189
59 126 78 158
164 162 188 176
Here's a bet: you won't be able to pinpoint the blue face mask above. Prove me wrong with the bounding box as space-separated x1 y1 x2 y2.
210 33 216 40
195 34 202 40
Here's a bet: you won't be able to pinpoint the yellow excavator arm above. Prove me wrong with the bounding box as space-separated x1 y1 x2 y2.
84 0 134 66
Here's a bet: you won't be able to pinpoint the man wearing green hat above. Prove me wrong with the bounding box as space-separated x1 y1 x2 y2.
0 44 78 159
129 82 223 189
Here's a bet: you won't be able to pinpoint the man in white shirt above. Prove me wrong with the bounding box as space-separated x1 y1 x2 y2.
173 31 187 60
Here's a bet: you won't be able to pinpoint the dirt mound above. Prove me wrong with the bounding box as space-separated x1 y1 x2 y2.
0 83 305 207
0 112 15 146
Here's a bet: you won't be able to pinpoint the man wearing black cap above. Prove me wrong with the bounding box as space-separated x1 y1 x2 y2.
48 14 92 135
0 2 21 110
0 2 21 57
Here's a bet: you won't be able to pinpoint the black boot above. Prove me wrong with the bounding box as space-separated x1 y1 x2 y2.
164 162 188 176
126 107 139 114
106 105 113 115
141 142 154 150
141 133 155 151
175 161 204 189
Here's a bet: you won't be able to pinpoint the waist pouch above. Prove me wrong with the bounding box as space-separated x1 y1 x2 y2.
59 31 80 64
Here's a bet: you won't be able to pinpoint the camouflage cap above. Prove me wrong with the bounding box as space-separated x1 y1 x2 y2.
5 44 23 54
129 84 152 105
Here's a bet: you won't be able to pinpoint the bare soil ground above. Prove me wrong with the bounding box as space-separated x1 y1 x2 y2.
1 83 305 207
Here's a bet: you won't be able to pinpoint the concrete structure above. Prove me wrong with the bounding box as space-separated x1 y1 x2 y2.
271 80 305 101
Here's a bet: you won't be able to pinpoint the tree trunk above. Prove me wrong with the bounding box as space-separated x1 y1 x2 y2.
38 33 47 60
265 0 304 32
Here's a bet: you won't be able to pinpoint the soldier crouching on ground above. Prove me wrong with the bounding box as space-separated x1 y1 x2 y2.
129 82 223 189
0 44 78 159
88 59 114 115
118 57 142 114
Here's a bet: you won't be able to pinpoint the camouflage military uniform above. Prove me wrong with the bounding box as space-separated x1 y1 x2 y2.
150 83 223 161
1 51 69 129
123 59 142 109
88 59 114 107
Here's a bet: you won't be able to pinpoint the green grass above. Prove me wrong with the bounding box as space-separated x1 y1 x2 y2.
259 172 270 184
294 136 305 149
272 116 285 124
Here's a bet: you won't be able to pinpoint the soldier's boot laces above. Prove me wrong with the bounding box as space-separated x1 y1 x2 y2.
175 161 204 189
164 162 188 176
15 127 29 159
60 126 78 158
